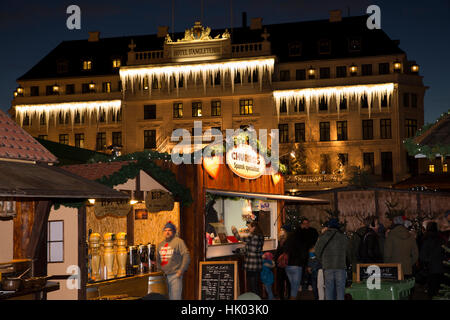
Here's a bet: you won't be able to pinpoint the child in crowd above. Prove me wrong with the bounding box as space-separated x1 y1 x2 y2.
260 252 275 300
307 246 323 300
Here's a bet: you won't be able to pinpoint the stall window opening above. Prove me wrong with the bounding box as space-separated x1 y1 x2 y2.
48 220 64 263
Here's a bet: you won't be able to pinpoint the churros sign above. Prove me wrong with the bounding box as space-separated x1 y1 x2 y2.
226 144 266 179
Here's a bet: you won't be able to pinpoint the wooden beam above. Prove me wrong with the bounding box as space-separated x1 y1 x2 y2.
78 206 87 300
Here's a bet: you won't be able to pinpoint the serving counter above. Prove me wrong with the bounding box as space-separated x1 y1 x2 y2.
86 271 167 300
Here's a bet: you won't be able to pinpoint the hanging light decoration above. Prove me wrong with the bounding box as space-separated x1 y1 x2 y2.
119 57 275 95
308 66 315 79
350 64 358 76
16 86 24 96
393 60 402 73
273 83 395 119
411 64 419 74
52 84 60 94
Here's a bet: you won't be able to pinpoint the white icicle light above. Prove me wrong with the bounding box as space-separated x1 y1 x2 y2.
119 58 275 95
273 83 395 119
15 100 122 130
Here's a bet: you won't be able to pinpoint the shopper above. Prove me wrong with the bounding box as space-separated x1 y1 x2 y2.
306 246 322 300
384 215 419 278
283 226 308 299
232 221 264 296
420 222 445 299
156 221 191 300
274 224 291 300
261 252 275 300
314 218 350 300
300 218 319 290
358 217 383 263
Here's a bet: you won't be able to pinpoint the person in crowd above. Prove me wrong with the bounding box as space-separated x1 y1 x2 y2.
358 217 383 264
384 215 419 278
314 218 350 300
299 218 319 291
306 246 322 300
283 225 308 299
420 222 445 299
377 222 386 258
232 221 264 296
156 221 191 300
261 252 275 300
274 224 291 300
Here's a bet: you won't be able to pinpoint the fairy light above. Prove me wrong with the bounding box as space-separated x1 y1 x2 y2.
273 83 395 119
15 100 122 130
119 57 275 95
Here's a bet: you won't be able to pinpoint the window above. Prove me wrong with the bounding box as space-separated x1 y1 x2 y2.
379 63 390 75
66 84 75 95
295 69 306 80
112 132 122 146
338 153 348 167
443 164 448 173
339 97 348 110
280 70 290 81
337 121 348 141
144 105 156 120
23 115 31 126
75 133 85 148
405 119 417 138
381 94 388 107
102 82 111 93
320 67 330 79
112 58 121 68
211 101 221 116
30 86 39 96
294 98 305 112
348 37 362 52
239 99 253 115
278 124 289 143
363 152 375 174
38 135 48 140
98 110 106 123
362 120 373 140
279 100 287 114
403 93 410 107
211 74 220 86
59 134 69 145
295 123 305 142
362 64 373 76
82 60 92 70
320 154 331 174
320 122 330 141
173 103 183 118
288 42 302 56
411 93 418 108
234 71 241 84
144 130 156 149
429 164 435 173
39 114 46 126
56 60 69 74
96 132 106 151
192 102 202 117
318 39 331 54
336 66 347 78
361 94 369 109
47 220 64 263
58 112 69 125
46 85 54 96
82 83 90 94
112 109 122 122
319 97 328 111
379 119 392 139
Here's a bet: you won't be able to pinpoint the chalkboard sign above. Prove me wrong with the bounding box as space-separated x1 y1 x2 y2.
356 263 403 282
199 261 238 300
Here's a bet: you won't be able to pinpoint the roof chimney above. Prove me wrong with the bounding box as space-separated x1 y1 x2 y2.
250 17 263 30
329 10 342 22
242 12 247 28
88 31 100 42
157 26 169 38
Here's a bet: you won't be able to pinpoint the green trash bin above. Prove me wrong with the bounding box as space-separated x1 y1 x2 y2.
345 278 415 300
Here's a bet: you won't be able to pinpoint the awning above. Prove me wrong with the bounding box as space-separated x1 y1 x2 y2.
206 189 329 204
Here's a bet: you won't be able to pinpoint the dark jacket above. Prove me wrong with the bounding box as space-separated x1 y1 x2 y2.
314 228 350 270
284 229 308 267
233 230 264 272
358 227 383 263
420 232 445 274
384 224 419 276
302 227 319 250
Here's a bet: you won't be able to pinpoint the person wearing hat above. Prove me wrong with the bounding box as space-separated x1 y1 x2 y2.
156 221 191 300
314 218 350 300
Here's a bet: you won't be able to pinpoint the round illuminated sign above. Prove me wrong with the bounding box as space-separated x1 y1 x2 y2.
226 144 266 179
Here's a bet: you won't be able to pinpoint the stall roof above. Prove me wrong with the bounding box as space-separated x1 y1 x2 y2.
206 189 329 204
0 160 129 199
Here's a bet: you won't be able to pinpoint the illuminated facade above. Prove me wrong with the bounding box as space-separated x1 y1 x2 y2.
10 13 426 188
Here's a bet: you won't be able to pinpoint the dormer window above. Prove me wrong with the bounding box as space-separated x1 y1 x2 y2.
348 37 362 52
112 58 121 68
288 42 302 57
56 60 69 74
318 39 331 54
82 60 92 70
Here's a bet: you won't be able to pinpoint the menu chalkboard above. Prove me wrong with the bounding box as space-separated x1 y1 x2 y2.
356 263 403 282
199 261 238 300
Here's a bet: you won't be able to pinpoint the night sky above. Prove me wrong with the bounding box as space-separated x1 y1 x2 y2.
1 0 449 124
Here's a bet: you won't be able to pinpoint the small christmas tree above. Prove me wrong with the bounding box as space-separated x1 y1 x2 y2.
435 244 450 300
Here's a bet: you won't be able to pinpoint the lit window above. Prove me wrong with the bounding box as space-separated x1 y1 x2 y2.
48 220 64 263
443 164 448 173
239 99 253 115
429 165 435 173
112 59 121 68
82 60 92 70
